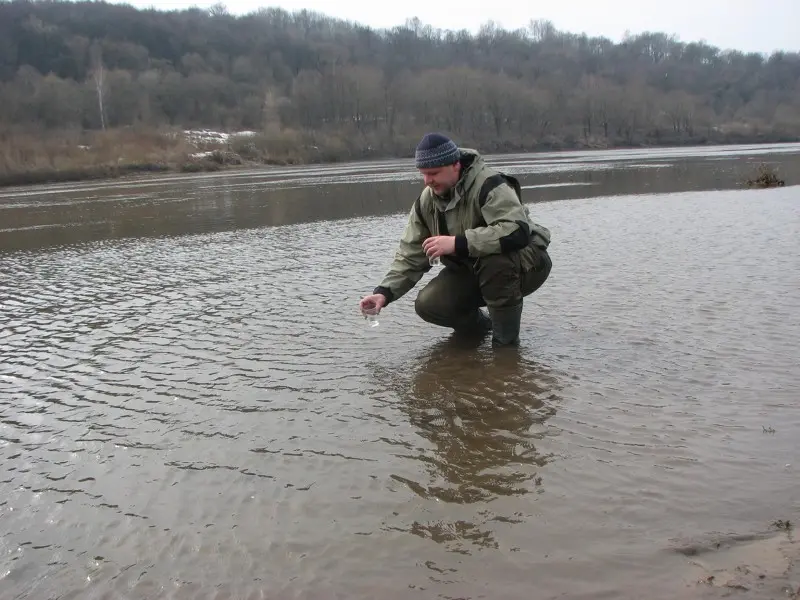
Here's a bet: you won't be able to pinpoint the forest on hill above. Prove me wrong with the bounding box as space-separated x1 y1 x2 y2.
1 0 799 183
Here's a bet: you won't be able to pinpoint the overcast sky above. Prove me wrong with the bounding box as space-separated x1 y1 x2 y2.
117 0 798 55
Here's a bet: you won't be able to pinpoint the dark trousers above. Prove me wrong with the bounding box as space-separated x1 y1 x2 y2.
414 246 552 330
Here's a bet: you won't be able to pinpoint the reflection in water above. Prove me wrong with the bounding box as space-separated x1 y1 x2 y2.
385 338 562 504
376 338 564 555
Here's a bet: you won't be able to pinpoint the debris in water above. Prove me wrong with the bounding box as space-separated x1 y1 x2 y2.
745 164 785 188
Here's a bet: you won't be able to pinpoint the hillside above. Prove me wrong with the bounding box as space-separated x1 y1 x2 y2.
1 0 799 183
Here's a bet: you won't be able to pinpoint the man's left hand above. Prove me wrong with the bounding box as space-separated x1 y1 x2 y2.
422 235 456 259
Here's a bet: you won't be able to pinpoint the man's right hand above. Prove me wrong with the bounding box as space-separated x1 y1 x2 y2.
359 293 387 314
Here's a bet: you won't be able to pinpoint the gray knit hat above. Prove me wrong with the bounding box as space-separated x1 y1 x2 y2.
414 133 460 169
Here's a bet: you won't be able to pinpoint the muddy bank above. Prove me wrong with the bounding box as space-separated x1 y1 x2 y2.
674 525 799 599
0 152 255 188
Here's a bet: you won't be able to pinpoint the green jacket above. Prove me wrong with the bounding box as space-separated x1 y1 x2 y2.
374 148 551 304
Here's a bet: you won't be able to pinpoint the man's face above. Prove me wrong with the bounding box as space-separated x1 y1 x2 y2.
419 163 460 196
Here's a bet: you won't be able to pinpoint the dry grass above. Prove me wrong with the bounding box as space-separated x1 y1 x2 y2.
228 126 420 166
0 127 199 186
0 124 422 187
745 163 786 188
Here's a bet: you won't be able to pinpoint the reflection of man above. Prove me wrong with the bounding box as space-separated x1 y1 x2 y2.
384 339 561 504
359 133 552 346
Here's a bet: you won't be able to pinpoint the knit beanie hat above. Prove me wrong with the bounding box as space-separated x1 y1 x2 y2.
414 133 460 169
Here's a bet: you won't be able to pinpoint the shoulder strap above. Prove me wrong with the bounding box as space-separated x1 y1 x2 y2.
412 192 424 222
414 190 445 235
478 172 522 207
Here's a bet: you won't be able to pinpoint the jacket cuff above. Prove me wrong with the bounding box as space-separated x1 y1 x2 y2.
373 286 395 305
454 235 470 258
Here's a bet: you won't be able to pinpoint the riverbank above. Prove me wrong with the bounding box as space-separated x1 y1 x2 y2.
1 126 798 189
0 128 253 188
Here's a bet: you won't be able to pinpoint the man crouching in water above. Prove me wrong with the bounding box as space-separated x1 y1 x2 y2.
359 133 553 347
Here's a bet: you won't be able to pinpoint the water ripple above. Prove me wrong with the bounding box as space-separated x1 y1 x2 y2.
1 178 799 599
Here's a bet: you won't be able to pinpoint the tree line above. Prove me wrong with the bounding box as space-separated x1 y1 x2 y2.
1 0 799 163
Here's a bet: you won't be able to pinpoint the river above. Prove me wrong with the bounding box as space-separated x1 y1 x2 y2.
1 143 799 599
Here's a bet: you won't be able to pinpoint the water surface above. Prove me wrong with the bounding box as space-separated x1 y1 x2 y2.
1 144 799 599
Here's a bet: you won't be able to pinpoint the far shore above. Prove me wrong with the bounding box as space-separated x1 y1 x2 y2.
1 127 798 190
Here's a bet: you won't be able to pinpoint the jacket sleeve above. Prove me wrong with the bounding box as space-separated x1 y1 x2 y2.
454 182 532 257
374 197 431 305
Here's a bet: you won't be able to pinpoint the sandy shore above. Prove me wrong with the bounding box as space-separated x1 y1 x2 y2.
677 528 798 599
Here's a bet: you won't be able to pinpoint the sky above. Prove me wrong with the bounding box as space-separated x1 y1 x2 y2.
115 0 800 55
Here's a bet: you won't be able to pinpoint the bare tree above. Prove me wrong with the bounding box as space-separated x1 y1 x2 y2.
208 2 228 17
89 42 106 130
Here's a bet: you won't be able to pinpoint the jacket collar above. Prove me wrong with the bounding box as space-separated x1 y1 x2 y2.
449 148 483 209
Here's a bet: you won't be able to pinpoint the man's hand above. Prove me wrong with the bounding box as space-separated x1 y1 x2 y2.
359 293 387 314
422 235 456 259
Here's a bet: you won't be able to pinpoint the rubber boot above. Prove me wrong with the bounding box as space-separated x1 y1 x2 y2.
452 308 492 337
476 308 492 333
488 304 523 346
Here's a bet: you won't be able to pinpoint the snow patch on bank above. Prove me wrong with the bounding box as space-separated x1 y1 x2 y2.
183 129 257 146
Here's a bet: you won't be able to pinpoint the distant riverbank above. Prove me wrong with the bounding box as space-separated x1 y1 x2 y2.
0 128 257 188
1 126 798 188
